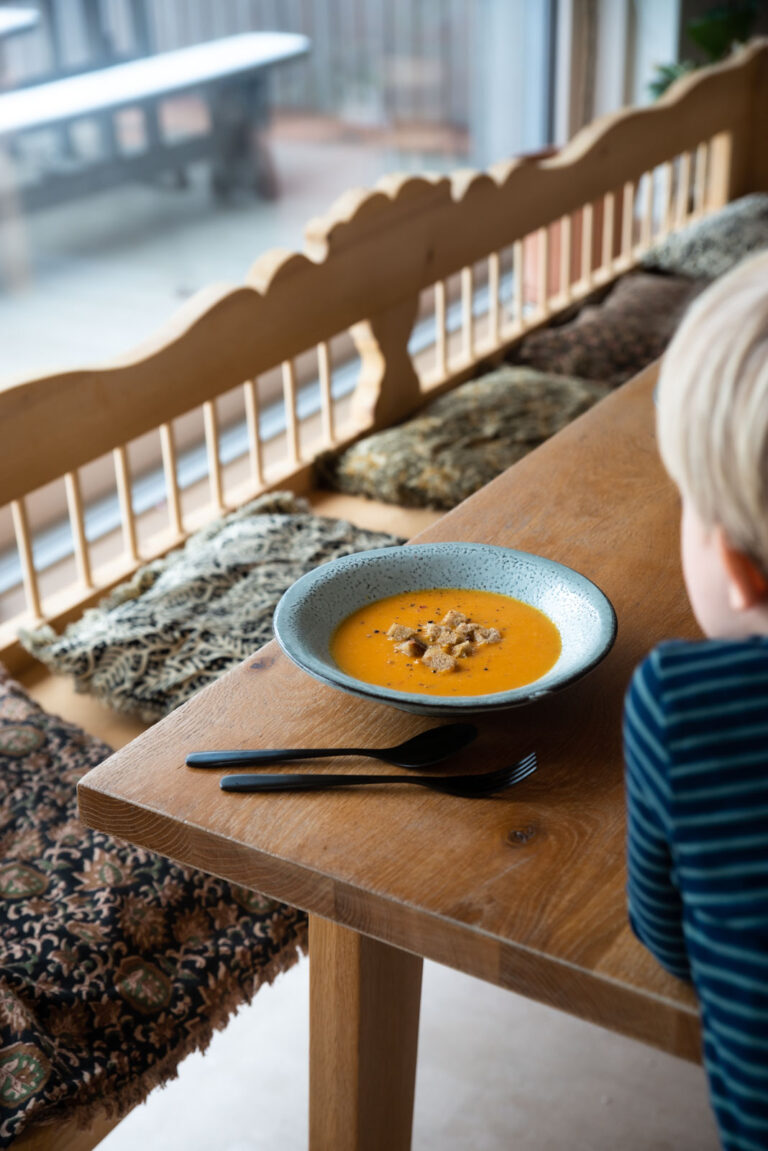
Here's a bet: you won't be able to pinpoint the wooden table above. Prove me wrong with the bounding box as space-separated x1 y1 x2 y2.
78 361 700 1150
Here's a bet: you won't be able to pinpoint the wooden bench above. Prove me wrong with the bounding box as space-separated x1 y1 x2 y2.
2 39 767 1151
0 31 310 210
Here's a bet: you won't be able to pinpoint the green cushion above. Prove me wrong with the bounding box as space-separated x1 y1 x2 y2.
315 366 610 510
641 193 768 280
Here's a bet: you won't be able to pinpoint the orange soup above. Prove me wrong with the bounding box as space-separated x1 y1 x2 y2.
331 587 561 697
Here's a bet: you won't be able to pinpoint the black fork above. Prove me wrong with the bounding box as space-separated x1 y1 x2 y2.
219 751 537 797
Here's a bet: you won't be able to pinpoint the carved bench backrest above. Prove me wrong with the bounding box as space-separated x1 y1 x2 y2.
1 39 766 669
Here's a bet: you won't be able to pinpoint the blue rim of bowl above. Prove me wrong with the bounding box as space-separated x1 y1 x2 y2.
272 542 618 711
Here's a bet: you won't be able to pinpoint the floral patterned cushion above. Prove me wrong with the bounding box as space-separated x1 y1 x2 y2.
0 665 307 1146
641 193 768 280
19 492 403 721
512 271 702 387
315 366 610 510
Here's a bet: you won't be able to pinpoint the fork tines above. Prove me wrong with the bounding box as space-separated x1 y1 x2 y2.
440 751 537 797
484 751 537 792
506 751 537 783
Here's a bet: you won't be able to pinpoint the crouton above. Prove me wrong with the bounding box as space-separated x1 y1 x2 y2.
474 626 501 645
441 610 467 628
421 645 457 673
385 608 502 672
394 639 426 658
386 623 417 642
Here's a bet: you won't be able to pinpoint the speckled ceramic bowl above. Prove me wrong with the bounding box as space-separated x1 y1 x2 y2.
273 542 617 716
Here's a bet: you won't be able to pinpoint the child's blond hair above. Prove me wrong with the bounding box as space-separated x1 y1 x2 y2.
656 249 768 574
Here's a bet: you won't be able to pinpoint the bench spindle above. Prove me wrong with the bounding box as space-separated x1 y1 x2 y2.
640 173 654 251
282 360 301 466
487 252 501 347
203 401 225 513
707 130 734 212
461 265 474 361
580 204 594 290
10 498 43 621
317 342 335 447
243 379 265 488
661 162 675 237
694 142 709 218
676 152 693 226
159 422 184 537
434 281 448 376
113 446 139 563
560 214 573 302
621 181 635 264
64 471 93 590
602 192 616 273
537 227 550 319
513 240 524 331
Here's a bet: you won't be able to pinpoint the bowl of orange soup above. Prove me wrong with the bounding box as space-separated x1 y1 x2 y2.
272 543 617 716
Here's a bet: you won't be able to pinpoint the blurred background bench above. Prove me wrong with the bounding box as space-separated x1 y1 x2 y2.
0 6 38 41
0 6 309 209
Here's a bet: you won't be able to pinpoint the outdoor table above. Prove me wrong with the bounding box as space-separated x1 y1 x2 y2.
0 8 38 40
0 31 310 208
0 6 38 88
78 359 700 1151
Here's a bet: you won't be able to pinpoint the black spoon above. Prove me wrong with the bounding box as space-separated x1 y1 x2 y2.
186 722 479 770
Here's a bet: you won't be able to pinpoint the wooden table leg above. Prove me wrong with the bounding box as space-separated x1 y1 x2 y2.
309 914 423 1151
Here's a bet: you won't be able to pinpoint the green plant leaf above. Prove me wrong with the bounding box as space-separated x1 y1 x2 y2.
648 60 696 100
686 1 759 61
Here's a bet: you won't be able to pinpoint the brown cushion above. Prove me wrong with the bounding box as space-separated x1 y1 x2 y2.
512 271 702 387
0 665 307 1144
315 366 610 510
19 491 403 722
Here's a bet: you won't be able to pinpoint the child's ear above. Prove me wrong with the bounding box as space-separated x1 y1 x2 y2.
715 527 768 611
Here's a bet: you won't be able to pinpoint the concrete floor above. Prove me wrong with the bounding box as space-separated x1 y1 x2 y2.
4 123 721 1150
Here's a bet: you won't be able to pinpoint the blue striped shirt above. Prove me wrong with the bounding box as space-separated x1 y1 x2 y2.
624 638 768 1151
